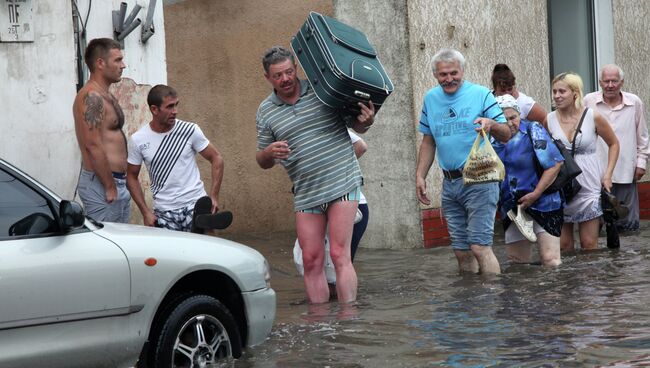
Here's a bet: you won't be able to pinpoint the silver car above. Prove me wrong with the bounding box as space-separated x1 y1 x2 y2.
0 159 276 368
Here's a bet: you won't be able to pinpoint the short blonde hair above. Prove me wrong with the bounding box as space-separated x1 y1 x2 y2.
552 72 584 109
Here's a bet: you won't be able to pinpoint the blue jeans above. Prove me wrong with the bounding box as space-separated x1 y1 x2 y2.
442 178 499 250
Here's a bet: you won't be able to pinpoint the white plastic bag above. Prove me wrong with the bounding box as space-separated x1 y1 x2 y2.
293 236 337 284
292 209 363 284
462 128 505 184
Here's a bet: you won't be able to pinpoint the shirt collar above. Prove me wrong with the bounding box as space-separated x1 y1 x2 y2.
269 79 309 106
596 90 635 107
621 91 635 106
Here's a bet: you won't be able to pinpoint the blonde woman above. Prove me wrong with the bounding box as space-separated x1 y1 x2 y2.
545 73 619 251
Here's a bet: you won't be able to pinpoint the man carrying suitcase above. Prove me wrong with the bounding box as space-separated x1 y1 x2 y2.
256 46 374 304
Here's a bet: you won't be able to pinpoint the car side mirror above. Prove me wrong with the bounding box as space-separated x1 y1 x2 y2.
59 200 85 232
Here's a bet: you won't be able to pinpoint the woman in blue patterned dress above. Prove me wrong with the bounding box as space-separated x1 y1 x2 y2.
494 95 565 266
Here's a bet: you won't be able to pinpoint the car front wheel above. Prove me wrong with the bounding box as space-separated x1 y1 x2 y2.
152 294 243 368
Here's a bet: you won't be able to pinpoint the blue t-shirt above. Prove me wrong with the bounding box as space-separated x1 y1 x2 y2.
418 81 506 170
493 120 565 216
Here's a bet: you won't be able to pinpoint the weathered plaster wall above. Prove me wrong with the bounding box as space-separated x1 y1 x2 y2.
111 78 155 224
1 2 77 197
79 1 168 86
163 0 333 235
612 0 650 138
333 0 422 248
162 0 649 248
407 0 550 208
1 1 167 203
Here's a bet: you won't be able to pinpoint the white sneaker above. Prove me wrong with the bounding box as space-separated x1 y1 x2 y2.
507 204 537 242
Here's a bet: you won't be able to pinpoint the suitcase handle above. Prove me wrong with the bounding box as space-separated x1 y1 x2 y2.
351 59 387 90
354 90 370 100
315 14 377 58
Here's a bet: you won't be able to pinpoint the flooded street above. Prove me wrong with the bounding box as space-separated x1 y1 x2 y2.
229 223 650 367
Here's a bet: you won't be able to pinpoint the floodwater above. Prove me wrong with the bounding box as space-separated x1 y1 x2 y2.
229 223 650 367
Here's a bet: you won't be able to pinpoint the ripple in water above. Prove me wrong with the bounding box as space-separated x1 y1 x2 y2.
231 225 650 367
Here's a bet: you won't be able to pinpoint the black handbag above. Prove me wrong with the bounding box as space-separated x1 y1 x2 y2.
529 109 587 202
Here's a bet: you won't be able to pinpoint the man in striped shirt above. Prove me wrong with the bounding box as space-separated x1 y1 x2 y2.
127 85 224 232
256 46 374 303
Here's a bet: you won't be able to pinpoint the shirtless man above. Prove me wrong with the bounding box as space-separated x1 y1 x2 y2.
73 38 131 222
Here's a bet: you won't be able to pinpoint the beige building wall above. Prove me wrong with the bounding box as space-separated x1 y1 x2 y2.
163 0 333 236
333 0 422 249
162 0 650 247
162 0 552 246
612 0 650 131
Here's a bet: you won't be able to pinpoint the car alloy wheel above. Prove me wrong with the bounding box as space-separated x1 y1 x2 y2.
173 314 231 367
153 295 242 368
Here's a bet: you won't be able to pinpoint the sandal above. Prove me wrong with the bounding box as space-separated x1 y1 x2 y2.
191 196 213 234
194 211 233 231
601 189 629 220
507 204 537 242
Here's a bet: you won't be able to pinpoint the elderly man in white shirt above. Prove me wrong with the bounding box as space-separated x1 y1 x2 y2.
584 64 650 232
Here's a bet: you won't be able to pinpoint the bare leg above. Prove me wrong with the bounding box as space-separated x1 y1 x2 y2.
578 218 601 250
304 302 332 323
327 200 358 303
454 250 479 274
470 244 501 274
560 222 575 252
537 232 562 266
505 240 532 264
296 212 329 304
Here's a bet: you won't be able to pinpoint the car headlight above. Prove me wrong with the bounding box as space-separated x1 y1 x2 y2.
263 258 271 288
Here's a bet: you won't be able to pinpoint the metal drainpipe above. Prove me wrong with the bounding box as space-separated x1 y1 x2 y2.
72 0 88 92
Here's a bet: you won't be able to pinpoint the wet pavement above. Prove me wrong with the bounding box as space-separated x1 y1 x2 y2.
227 222 650 367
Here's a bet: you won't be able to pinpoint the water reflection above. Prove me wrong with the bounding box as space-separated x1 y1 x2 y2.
229 224 650 367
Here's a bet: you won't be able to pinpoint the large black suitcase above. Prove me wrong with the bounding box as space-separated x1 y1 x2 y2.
291 11 394 115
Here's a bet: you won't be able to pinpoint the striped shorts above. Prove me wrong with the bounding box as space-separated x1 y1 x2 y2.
299 186 361 215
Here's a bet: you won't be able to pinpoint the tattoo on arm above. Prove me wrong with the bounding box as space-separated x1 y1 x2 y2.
83 93 104 129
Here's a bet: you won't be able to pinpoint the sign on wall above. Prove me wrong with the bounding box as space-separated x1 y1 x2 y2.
0 0 33 42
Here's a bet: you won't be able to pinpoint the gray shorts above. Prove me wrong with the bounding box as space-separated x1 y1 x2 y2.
77 169 131 223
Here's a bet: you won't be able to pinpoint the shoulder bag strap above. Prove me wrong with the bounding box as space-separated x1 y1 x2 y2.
527 122 544 178
570 108 589 157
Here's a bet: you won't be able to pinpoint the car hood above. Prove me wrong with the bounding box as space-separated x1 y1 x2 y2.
91 222 269 292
